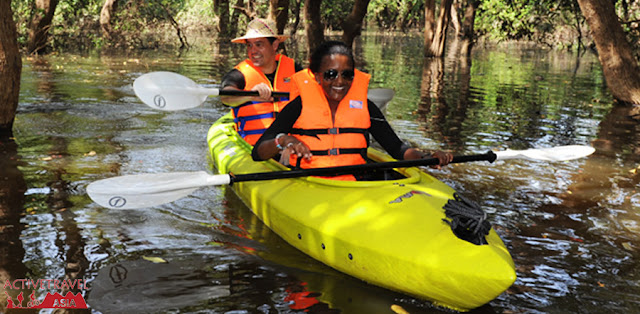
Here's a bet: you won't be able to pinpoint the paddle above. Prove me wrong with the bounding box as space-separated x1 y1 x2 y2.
87 145 595 209
132 71 395 111
367 88 395 111
133 71 288 111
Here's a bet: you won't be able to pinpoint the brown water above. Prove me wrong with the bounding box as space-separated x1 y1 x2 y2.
1 34 640 313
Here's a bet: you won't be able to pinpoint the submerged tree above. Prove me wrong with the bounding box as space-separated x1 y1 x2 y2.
459 0 479 56
27 0 59 54
577 0 640 109
341 0 372 48
424 0 453 57
0 0 21 136
100 0 118 39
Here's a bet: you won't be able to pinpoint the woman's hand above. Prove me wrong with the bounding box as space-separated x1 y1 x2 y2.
279 135 312 160
429 150 453 169
404 148 453 169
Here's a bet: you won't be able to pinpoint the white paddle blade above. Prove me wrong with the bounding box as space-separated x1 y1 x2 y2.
368 88 395 111
87 171 231 209
495 145 596 161
88 186 200 209
133 71 213 111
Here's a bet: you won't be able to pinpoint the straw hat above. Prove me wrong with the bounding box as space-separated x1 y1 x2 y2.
231 18 289 43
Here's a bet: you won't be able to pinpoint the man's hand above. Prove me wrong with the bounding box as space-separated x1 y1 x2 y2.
251 83 274 101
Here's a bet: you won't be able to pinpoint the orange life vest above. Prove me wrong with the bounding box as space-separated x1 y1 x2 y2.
232 54 296 145
288 69 371 180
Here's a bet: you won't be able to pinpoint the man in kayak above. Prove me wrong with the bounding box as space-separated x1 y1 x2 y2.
251 41 453 180
220 18 303 145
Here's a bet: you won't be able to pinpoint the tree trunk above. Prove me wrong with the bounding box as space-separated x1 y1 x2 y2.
100 0 118 39
269 0 289 35
459 0 479 56
450 0 461 36
214 0 230 38
424 0 436 55
269 0 289 53
229 0 245 38
290 0 303 38
426 0 452 57
27 0 59 54
577 0 640 105
0 0 22 137
304 0 324 54
341 0 371 49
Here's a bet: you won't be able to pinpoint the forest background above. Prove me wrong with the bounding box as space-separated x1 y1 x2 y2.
5 0 621 53
4 0 640 135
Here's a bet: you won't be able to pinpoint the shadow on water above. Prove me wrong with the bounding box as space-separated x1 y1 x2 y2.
3 33 640 313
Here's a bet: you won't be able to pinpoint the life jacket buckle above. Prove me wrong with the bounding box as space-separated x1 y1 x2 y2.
329 128 338 134
329 148 338 155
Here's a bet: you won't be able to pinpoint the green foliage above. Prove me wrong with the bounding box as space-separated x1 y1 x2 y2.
11 0 35 46
476 0 540 40
616 0 640 56
368 0 422 30
474 0 583 45
51 0 103 51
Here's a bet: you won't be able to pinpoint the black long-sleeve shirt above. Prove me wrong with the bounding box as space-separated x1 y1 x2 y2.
251 96 411 161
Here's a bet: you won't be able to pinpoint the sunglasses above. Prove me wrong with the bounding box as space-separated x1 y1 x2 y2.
323 69 355 81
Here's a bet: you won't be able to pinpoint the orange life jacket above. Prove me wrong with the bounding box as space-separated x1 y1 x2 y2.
288 69 371 180
232 54 296 145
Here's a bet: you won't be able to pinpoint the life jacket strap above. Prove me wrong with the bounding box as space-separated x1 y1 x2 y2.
290 127 368 139
309 148 366 156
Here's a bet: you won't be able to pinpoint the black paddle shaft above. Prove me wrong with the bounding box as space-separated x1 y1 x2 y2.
229 151 497 184
218 90 289 98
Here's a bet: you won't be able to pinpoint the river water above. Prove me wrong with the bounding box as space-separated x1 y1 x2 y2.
2 33 640 313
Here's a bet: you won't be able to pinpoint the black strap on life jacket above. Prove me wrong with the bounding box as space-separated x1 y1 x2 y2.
289 127 370 170
290 127 368 139
308 148 365 156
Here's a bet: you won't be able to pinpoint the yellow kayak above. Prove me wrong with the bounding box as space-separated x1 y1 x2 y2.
207 114 516 311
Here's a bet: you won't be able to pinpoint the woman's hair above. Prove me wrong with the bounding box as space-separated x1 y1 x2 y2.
309 41 355 73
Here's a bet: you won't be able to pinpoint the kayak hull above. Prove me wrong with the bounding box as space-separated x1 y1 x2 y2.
207 114 515 311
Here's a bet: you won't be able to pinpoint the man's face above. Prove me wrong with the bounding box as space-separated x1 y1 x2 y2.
245 38 279 70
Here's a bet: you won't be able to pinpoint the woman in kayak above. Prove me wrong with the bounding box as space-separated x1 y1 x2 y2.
251 40 452 180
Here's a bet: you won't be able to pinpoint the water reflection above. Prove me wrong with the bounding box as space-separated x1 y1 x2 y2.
89 257 232 313
0 137 30 313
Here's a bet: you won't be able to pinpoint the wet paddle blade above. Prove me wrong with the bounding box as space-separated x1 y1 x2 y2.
368 88 395 111
494 145 595 161
87 171 231 209
133 71 213 111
